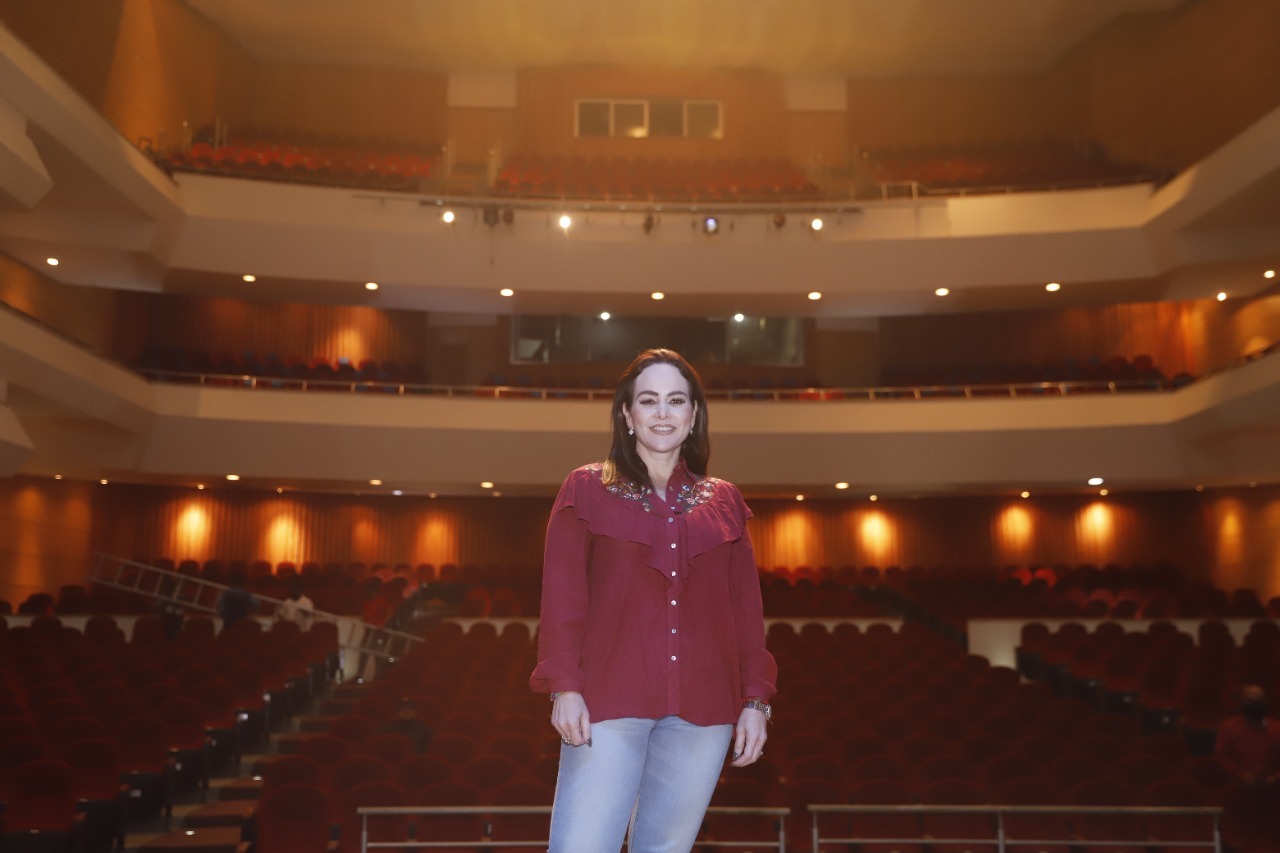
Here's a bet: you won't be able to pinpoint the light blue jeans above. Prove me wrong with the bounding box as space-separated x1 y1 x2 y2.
548 715 733 853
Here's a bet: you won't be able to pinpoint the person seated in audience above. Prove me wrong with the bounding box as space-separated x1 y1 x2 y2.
1215 684 1280 847
274 579 315 629
216 573 258 633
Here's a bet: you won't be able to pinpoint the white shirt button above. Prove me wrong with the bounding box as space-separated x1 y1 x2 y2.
671 655 677 661
671 571 677 577
667 517 674 523
671 600 677 606
669 542 677 549
671 628 677 634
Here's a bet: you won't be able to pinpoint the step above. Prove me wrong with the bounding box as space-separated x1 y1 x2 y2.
181 800 256 829
137 826 242 853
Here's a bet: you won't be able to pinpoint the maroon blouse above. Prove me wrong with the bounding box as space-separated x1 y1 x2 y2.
530 460 777 727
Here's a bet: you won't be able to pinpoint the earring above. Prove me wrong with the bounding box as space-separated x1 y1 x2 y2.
628 428 634 436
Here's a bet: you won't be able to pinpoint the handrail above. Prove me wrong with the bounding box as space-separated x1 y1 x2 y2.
88 554 423 663
807 803 1222 853
357 804 790 852
136 367 1178 402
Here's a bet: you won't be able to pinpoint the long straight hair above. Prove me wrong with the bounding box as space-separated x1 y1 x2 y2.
602 349 710 488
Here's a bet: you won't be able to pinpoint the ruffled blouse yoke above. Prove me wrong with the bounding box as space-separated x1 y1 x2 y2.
531 461 778 727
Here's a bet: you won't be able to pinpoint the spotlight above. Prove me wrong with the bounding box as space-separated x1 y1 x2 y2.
651 292 665 301
364 282 378 291
733 313 745 322
1216 292 1227 302
809 218 823 231
643 213 656 235
1088 477 1104 486
499 288 514 297
599 311 611 321
1045 282 1061 292
807 291 822 301
935 287 950 297
702 216 719 235
482 207 499 227
772 214 786 229
558 214 572 230
1265 270 1276 279
441 210 455 224
46 257 59 266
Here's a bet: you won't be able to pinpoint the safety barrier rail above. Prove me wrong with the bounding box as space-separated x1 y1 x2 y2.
137 368 1177 402
356 804 790 851
807 803 1222 853
88 553 422 663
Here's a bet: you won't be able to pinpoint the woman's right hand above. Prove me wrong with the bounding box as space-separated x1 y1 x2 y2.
551 691 591 747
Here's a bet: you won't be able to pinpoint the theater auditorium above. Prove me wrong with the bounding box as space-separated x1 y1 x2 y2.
0 0 1279 850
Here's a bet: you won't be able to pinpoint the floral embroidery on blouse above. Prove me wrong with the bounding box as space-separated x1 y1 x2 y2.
589 463 719 514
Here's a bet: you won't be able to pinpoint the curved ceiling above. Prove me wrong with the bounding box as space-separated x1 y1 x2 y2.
181 0 1187 76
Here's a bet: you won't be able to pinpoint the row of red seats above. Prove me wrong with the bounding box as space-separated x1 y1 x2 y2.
493 154 823 202
138 347 429 385
162 139 437 192
884 353 1174 389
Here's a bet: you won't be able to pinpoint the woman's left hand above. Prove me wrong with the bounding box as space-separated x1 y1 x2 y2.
730 706 768 767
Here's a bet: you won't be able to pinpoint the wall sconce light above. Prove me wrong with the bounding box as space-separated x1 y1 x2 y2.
702 216 719 235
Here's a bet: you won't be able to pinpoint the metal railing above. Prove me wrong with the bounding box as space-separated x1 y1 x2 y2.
88 554 423 663
136 368 1178 402
357 805 790 852
808 804 1222 853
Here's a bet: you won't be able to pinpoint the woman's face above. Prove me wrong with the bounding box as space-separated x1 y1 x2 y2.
623 362 696 462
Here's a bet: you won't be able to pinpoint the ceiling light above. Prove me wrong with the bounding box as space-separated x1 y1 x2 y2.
1216 292 1227 301
369 479 382 486
500 288 514 297
441 210 455 224
480 481 494 489
795 495 805 501
492 490 503 497
428 492 438 499
702 216 719 235
226 474 240 481
807 291 822 301
1195 485 1204 492
733 313 745 322
1020 491 1030 499
276 487 283 494
869 494 878 502
651 292 665 300
1087 477 1104 486
196 484 205 490
1265 270 1276 279
99 479 108 485
935 287 950 297
599 311 611 321
835 482 849 490
392 490 403 496
242 274 255 282
558 214 572 230
53 474 62 480
365 282 379 291
46 257 59 266
1045 282 1061 292
1099 488 1109 496
809 218 823 231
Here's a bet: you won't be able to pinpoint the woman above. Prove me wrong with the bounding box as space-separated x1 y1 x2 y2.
531 348 777 853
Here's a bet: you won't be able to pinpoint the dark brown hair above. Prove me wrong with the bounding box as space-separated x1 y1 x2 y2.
603 348 710 488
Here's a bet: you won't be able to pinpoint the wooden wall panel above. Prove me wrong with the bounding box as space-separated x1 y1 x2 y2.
0 0 253 151
247 62 447 146
126 294 431 368
0 254 119 354
1199 485 1280 602
447 107 518 167
0 478 95 607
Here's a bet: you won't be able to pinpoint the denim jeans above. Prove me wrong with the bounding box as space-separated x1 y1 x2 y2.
548 715 733 853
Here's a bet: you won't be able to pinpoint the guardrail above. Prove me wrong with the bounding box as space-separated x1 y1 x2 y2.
88 554 422 664
356 804 790 851
137 368 1177 402
807 803 1222 853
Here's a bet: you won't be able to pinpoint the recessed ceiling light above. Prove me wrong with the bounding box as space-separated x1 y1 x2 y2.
276 487 283 494
1045 282 1061 292
1195 485 1204 492
935 287 950 297
702 216 719 235
1020 491 1030 499
1249 481 1258 488
599 311 611 320
442 210 455 224
1087 477 1104 486
733 313 745 322
480 481 494 489
196 484 205 490
500 288 514 297
392 489 403 496
869 494 878 502
795 494 805 501
1216 292 1227 301
835 482 849 490
226 474 240 481
651 292 665 300
365 282 379 291
807 291 822 301
46 257 59 266
242 274 255 282
53 474 62 480
1099 488 1109 496
1265 269 1276 279
558 214 572 229
369 479 382 486
492 490 503 497
809 218 823 231
99 479 108 485
428 492 438 499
